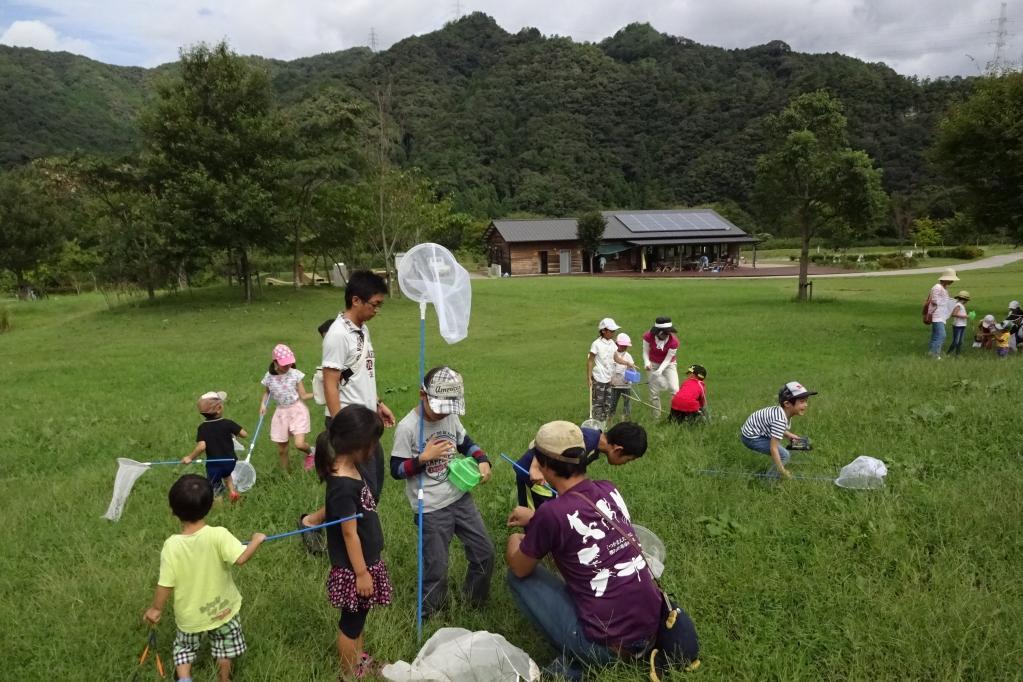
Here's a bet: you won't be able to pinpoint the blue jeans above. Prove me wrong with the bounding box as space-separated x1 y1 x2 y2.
947 325 966 356
506 567 622 680
741 434 789 476
928 321 946 356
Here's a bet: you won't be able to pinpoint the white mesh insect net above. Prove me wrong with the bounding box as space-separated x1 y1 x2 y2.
834 456 887 489
102 458 150 521
397 243 472 344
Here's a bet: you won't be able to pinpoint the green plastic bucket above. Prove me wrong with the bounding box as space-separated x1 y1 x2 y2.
447 457 482 492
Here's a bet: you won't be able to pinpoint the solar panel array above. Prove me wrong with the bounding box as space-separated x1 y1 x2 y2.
616 212 731 233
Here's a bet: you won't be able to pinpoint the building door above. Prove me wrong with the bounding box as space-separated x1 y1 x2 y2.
539 250 549 274
559 250 571 274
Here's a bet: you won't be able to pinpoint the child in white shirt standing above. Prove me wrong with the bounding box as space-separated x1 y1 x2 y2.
261 343 313 471
946 290 970 357
587 318 633 423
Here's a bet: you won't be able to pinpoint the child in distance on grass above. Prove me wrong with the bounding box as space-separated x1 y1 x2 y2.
182 392 246 503
261 343 314 471
516 421 648 510
316 406 393 680
739 381 816 479
143 474 265 682
974 314 997 349
608 333 635 422
946 291 971 357
390 366 495 617
668 364 708 424
994 323 1012 358
588 318 635 422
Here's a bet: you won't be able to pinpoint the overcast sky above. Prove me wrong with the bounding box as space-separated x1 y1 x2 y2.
1 0 1020 78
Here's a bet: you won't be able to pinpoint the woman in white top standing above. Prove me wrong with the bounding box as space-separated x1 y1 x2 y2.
926 269 958 359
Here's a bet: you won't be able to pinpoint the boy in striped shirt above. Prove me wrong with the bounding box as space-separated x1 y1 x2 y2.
739 381 816 479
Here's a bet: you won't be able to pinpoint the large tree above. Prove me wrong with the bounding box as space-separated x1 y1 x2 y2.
755 91 887 300
140 41 286 301
934 72 1023 243
0 166 66 298
576 210 606 274
280 88 364 287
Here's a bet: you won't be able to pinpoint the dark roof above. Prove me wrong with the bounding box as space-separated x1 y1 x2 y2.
488 209 754 244
628 236 758 246
486 219 578 243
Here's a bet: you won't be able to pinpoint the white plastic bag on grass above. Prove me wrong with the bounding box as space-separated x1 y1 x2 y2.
102 458 150 521
834 456 887 489
397 243 472 344
382 627 539 681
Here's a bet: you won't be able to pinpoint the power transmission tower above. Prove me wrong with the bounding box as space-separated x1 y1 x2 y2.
369 27 378 52
454 0 463 18
987 2 1013 74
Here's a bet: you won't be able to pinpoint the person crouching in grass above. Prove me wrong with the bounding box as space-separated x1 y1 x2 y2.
739 381 816 479
668 364 708 424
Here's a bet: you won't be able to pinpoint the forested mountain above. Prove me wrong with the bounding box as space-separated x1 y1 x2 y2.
0 13 974 221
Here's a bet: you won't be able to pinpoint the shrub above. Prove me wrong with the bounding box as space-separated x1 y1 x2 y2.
878 255 917 269
926 246 984 260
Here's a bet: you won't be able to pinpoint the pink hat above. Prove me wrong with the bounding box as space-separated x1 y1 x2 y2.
272 343 296 366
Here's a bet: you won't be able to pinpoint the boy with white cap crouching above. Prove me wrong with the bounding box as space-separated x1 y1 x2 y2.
739 381 817 479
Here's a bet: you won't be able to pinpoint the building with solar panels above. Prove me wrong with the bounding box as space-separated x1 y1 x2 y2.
484 209 759 276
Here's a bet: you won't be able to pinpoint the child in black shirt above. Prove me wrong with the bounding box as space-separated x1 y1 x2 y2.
315 405 393 680
182 392 247 502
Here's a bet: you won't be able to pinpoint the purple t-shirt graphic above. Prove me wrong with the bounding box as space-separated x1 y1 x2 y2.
519 479 661 645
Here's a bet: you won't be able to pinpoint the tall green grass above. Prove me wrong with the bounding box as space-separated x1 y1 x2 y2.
2 267 1022 680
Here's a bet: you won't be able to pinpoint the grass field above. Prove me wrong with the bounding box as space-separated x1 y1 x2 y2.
3 266 1023 681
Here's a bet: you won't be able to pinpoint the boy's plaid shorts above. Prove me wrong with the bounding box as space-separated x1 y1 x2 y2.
173 615 246 665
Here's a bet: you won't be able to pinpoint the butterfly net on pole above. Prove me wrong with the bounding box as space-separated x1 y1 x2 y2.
102 458 150 521
397 243 472 344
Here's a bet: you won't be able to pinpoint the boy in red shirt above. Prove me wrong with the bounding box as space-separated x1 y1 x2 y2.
668 365 707 424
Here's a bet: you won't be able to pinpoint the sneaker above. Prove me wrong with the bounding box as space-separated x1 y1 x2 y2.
298 515 327 556
304 446 315 472
229 491 241 503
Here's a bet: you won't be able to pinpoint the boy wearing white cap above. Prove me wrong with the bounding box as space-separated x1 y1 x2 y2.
182 392 248 502
608 332 635 422
390 366 494 617
739 381 817 479
925 268 958 358
587 319 633 423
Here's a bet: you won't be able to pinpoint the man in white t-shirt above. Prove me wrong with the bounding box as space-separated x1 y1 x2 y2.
926 268 958 359
300 271 395 544
587 318 633 422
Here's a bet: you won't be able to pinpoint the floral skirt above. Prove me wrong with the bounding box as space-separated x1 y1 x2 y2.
326 560 393 612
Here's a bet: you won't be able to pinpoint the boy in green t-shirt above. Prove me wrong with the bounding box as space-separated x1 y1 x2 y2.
143 474 265 682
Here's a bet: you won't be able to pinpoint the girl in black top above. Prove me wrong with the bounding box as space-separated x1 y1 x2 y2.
314 405 392 680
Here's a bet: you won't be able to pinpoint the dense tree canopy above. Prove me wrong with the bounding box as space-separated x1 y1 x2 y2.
0 15 975 231
934 72 1023 243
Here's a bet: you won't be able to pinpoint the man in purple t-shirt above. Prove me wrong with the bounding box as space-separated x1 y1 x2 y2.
505 421 661 680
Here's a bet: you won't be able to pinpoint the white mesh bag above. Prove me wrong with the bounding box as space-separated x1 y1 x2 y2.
102 458 150 521
632 524 666 579
382 627 539 681
834 456 887 489
397 243 472 344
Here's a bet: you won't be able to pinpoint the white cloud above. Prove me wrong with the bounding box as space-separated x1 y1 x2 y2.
3 0 1021 76
0 19 98 59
